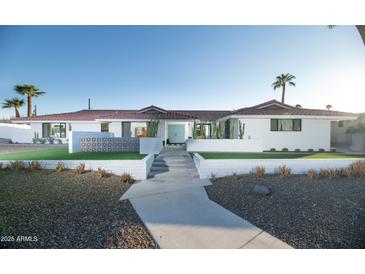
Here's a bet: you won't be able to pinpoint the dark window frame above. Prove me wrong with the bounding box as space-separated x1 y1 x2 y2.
42 123 67 138
270 119 302 132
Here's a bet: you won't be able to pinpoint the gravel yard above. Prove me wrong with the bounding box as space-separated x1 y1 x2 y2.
206 175 365 248
0 170 158 249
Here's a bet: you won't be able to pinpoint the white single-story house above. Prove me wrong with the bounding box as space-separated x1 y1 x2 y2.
10 99 357 151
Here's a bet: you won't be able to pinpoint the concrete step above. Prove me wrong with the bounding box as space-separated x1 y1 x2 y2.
152 162 196 168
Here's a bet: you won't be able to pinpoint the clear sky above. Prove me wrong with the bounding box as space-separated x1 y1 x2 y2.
0 25 364 118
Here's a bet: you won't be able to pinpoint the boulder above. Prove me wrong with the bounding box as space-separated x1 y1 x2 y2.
253 184 271 195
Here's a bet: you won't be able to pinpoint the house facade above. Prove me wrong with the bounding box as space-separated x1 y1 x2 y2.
11 100 357 151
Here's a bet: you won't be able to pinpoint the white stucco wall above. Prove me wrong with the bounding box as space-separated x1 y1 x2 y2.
0 154 154 180
193 153 365 179
186 139 263 152
140 137 163 154
109 122 122 137
239 118 331 151
0 123 33 143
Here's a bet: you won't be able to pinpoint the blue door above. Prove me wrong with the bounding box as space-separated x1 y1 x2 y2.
168 125 185 144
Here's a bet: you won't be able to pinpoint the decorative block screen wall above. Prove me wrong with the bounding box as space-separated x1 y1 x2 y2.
80 137 140 152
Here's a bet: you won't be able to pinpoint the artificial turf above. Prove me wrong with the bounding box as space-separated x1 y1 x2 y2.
0 147 146 160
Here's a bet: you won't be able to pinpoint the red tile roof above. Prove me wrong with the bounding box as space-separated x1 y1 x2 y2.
11 100 356 122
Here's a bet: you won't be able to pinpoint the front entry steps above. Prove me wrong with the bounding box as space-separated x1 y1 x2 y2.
147 148 199 180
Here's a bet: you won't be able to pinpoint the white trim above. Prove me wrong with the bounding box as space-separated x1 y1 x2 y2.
138 106 167 114
256 102 292 109
219 114 358 121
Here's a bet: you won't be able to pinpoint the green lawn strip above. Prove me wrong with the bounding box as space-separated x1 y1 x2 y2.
0 147 146 160
199 152 365 160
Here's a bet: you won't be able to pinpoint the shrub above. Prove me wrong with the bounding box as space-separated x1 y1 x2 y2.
294 148 301 152
0 162 3 170
278 165 291 177
330 148 337 153
270 148 276 152
55 162 65 173
75 163 86 175
210 173 217 181
349 161 365 177
9 160 24 171
318 148 325 152
95 168 109 178
26 161 41 172
318 168 337 179
308 148 314 152
334 167 352 177
307 169 317 179
120 173 135 184
255 166 266 178
282 148 289 152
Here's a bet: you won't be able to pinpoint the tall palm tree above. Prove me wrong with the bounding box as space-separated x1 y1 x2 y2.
2 98 25 118
272 73 296 103
15 84 45 117
326 104 332 110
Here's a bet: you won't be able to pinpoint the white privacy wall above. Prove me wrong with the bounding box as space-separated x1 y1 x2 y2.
239 118 331 151
186 139 263 152
0 123 33 143
140 137 163 154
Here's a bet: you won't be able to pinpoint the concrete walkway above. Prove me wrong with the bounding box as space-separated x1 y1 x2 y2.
121 147 292 249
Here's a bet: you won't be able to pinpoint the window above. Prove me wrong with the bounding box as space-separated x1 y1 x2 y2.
338 121 344 128
196 123 212 139
122 122 131 137
271 119 301 131
42 123 66 138
101 123 109 132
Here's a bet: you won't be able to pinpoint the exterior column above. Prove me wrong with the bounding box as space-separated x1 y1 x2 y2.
164 121 167 147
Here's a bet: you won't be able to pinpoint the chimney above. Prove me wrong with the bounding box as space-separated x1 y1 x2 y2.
88 98 91 110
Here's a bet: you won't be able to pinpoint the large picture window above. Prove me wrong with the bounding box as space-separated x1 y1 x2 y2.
42 123 66 138
271 119 301 131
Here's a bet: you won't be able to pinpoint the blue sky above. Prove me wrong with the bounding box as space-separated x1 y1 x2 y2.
0 25 364 118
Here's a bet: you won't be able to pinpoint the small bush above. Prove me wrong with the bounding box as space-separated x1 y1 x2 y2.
95 168 109 178
270 148 276 152
282 148 289 152
318 148 325 152
9 160 24 171
294 148 301 152
349 161 365 177
0 162 3 170
330 148 337 153
318 168 337 179
334 167 352 178
308 148 314 152
210 173 217 181
55 162 65 173
75 163 86 175
26 161 41 172
307 169 317 179
278 165 291 177
255 166 266 178
120 173 135 184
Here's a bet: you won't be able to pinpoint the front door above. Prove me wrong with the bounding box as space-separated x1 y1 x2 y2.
168 124 185 144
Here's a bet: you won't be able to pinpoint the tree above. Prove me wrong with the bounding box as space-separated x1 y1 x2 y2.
272 73 296 103
326 104 332 110
2 98 25 118
15 84 45 117
295 104 302 108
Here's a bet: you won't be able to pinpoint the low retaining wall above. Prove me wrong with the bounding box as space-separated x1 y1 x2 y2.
0 154 154 180
186 139 263 152
193 153 365 179
0 123 33 143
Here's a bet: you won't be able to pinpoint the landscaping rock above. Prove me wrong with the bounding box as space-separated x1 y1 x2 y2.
253 184 271 195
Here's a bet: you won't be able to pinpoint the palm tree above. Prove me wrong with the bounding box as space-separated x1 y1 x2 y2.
272 73 296 103
2 98 25 118
15 84 45 117
295 104 302 108
326 104 332 110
